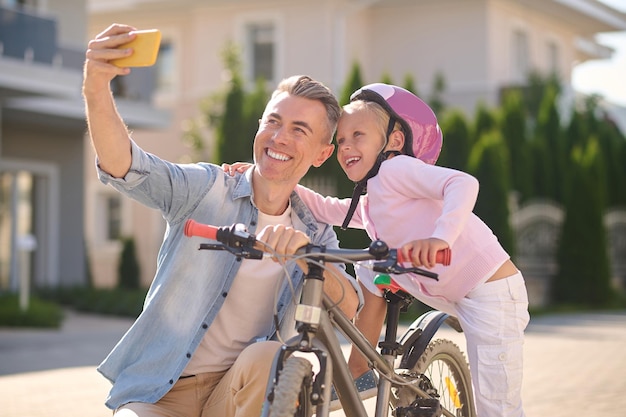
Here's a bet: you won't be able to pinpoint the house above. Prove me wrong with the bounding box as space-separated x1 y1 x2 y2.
84 0 626 304
0 0 165 297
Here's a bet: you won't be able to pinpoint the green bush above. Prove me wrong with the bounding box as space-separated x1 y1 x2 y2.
118 237 141 290
0 293 64 328
40 286 146 318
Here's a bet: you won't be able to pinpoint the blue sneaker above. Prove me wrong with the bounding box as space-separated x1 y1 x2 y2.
329 370 378 410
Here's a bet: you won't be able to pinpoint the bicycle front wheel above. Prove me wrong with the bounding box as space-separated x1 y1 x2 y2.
267 356 314 417
394 339 475 417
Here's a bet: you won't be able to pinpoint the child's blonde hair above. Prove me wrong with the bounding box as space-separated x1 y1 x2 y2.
343 100 404 147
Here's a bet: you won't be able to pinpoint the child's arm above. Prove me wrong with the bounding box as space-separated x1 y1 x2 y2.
381 156 479 248
295 185 365 228
221 162 366 228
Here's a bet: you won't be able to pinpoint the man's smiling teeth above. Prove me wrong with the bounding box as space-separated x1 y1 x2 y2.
267 149 291 161
345 156 360 167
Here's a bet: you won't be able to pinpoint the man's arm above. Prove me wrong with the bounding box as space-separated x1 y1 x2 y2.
83 24 139 178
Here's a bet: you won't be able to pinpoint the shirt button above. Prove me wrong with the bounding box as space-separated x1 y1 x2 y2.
498 353 506 361
169 379 174 384
186 353 191 358
202 323 208 329
250 220 257 226
222 292 228 297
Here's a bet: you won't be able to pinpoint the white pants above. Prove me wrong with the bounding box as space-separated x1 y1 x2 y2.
413 272 529 417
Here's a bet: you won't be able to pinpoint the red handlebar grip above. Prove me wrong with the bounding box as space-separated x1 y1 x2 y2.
184 219 218 240
398 247 451 266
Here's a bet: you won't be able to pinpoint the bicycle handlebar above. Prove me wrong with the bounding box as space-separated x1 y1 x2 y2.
184 219 452 266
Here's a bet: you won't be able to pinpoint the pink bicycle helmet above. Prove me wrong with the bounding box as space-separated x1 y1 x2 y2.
340 83 443 229
349 83 442 164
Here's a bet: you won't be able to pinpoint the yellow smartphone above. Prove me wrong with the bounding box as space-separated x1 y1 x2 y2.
111 29 162 67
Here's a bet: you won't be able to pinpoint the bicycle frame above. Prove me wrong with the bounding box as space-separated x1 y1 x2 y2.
260 261 458 417
183 220 467 417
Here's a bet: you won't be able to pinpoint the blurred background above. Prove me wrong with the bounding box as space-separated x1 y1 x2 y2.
1 0 626 326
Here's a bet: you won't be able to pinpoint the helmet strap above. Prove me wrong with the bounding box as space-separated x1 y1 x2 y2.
340 117 399 230
340 152 387 230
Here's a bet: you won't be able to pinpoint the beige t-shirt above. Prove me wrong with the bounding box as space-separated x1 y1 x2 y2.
183 206 293 374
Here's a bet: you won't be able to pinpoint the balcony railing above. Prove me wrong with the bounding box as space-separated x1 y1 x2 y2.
0 6 57 64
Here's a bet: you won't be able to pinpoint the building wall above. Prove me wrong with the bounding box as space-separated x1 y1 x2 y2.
3 119 85 287
85 0 626 291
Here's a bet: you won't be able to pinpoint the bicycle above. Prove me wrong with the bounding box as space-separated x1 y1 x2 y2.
184 220 475 417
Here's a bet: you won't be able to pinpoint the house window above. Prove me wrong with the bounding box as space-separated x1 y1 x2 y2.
106 195 121 241
547 40 560 76
156 41 175 94
247 23 275 82
512 29 529 81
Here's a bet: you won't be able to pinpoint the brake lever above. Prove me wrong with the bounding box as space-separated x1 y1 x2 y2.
372 256 439 281
198 243 264 260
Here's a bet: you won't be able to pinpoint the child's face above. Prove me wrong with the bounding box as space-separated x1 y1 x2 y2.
335 108 387 182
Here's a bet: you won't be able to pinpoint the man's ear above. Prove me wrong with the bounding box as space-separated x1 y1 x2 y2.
386 130 405 152
313 143 335 167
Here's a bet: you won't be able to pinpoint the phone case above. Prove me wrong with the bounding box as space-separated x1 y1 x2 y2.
112 29 162 67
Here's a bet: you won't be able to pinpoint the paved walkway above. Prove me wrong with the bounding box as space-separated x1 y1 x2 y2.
1 309 625 416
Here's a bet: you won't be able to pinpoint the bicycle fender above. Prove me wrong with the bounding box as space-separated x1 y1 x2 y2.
398 310 461 370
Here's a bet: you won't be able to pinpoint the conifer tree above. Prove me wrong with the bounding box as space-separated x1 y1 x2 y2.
339 61 365 105
403 73 418 96
380 71 393 85
428 71 446 115
437 110 472 171
118 237 141 290
468 130 515 254
535 86 566 203
215 48 247 164
472 102 496 144
552 138 613 306
241 77 270 161
500 90 533 202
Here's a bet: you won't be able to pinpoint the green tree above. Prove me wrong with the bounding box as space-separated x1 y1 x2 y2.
182 42 269 164
428 71 446 115
468 130 515 254
379 71 393 85
437 110 472 171
241 77 270 161
118 237 141 290
552 138 613 307
524 70 561 121
339 61 365 105
214 44 249 164
535 86 567 203
472 101 496 144
500 90 533 202
402 73 418 96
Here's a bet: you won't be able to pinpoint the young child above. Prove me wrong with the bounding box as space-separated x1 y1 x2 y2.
225 83 529 417
294 83 529 417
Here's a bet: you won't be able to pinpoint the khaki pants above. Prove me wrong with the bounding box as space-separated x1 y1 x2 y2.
114 341 282 417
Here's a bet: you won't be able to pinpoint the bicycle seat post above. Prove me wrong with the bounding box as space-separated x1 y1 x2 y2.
379 291 406 355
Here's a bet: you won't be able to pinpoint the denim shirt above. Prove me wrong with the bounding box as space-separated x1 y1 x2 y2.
96 141 353 410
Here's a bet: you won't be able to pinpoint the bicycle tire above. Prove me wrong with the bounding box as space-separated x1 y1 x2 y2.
393 339 476 417
267 356 314 417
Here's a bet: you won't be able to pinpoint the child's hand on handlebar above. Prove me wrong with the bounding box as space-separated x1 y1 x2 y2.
400 238 449 269
255 225 310 272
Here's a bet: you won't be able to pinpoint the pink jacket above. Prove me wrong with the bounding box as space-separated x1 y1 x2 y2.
296 155 510 302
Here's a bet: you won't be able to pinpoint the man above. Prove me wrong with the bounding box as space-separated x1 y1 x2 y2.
83 23 361 416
